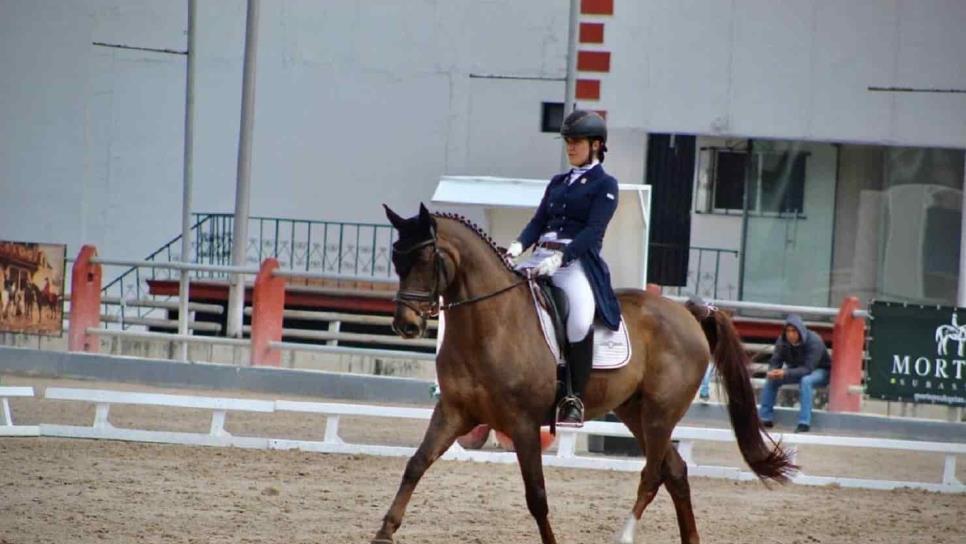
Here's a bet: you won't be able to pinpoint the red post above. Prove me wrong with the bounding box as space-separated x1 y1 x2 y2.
829 296 864 412
250 258 285 366
68 245 102 352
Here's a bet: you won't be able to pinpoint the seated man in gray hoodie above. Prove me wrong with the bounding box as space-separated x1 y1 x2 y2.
758 314 831 432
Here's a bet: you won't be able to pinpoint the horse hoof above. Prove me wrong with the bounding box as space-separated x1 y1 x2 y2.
370 539 394 544
615 513 638 544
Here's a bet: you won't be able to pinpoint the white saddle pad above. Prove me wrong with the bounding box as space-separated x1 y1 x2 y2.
530 282 631 370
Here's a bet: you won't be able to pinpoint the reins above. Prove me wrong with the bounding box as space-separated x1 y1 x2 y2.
392 227 528 318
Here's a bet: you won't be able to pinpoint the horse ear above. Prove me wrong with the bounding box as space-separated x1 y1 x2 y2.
383 204 406 229
418 203 436 230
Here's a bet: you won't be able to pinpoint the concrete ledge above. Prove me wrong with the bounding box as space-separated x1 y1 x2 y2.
684 401 965 444
0 346 434 405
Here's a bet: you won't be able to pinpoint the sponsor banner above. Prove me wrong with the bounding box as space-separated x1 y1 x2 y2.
0 240 66 336
867 300 966 406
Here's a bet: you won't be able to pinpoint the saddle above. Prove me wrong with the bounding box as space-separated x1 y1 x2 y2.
529 279 631 371
534 278 569 357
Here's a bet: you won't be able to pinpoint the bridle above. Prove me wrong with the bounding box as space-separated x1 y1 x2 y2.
392 230 528 319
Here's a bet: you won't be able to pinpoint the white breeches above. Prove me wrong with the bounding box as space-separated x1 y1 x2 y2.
518 238 595 342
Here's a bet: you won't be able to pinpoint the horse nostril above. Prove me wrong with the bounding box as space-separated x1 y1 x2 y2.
402 323 420 337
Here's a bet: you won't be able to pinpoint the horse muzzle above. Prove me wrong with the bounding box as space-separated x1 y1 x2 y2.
391 312 427 339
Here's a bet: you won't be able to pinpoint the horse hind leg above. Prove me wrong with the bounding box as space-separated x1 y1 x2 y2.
613 400 692 544
371 403 472 544
662 446 700 543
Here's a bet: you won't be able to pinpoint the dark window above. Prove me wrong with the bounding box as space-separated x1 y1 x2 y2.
541 102 564 133
711 150 806 214
713 151 748 210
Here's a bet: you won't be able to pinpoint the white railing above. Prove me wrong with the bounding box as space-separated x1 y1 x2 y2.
664 294 870 319
0 386 39 436
31 387 965 494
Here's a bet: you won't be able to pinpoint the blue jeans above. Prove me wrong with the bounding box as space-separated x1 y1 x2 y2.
758 368 830 426
699 364 715 398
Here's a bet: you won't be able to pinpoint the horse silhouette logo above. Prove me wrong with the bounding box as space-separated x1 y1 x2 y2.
935 313 966 357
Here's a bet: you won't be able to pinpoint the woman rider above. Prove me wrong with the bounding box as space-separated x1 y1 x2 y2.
506 110 622 427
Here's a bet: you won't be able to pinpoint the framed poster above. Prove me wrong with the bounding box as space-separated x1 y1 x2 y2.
0 240 67 336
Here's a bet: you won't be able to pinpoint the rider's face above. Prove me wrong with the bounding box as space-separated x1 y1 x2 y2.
565 137 598 167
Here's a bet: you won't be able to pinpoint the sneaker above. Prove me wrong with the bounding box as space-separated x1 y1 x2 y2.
794 424 810 433
761 420 774 429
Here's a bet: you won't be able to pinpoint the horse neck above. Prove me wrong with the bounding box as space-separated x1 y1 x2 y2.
437 222 530 326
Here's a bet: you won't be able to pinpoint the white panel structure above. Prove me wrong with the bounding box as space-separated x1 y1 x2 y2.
432 176 651 289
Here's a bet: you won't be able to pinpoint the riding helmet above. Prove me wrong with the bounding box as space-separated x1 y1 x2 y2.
560 110 607 143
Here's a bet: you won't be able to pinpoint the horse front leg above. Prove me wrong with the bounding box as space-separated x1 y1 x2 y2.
511 424 557 544
371 403 472 544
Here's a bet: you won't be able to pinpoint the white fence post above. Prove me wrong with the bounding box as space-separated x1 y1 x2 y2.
209 410 230 437
943 455 961 487
1 398 11 427
327 320 340 347
93 403 111 429
323 415 344 444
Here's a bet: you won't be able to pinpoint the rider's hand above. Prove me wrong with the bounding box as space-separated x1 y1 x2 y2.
505 241 523 259
766 369 785 381
533 252 563 276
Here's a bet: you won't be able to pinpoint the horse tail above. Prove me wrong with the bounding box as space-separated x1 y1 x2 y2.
685 299 797 483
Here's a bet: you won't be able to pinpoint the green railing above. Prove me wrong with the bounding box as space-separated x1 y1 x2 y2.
101 213 397 326
188 213 397 278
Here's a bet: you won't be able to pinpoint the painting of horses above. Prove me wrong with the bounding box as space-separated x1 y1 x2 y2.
0 240 66 336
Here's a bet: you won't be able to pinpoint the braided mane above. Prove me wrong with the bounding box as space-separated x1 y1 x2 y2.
432 212 524 277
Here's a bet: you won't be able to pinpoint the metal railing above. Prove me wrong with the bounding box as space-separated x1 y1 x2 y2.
653 244 741 300
100 213 397 328
83 257 435 363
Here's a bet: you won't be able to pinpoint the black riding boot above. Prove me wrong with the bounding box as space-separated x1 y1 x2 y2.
558 329 594 427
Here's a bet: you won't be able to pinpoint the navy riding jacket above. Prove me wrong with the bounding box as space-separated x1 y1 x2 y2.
517 164 622 331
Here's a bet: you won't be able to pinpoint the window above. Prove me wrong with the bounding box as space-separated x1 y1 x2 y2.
756 152 806 214
702 148 808 215
712 151 747 210
541 102 564 133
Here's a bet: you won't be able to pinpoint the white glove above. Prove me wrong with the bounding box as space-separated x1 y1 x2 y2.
533 252 563 276
506 241 523 259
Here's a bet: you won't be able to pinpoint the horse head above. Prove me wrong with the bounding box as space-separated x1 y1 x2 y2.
384 203 450 339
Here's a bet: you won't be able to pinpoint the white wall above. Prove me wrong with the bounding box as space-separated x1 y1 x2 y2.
0 0 569 265
3 0 964 284
607 0 966 149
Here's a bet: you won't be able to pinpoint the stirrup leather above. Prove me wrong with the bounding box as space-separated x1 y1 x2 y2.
556 395 585 428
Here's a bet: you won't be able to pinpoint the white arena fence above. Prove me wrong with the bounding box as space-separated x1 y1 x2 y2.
2 386 962 494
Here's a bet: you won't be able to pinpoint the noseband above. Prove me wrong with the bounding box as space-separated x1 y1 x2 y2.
392 236 450 318
392 232 528 319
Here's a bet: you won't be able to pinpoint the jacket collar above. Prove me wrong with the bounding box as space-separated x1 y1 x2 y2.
556 163 604 185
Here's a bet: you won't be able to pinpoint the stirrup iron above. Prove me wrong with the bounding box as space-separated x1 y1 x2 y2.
556 395 585 428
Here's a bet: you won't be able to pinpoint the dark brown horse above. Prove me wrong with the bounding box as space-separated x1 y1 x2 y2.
374 204 794 544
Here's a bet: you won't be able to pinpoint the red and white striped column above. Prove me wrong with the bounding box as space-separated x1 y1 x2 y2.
575 0 614 119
